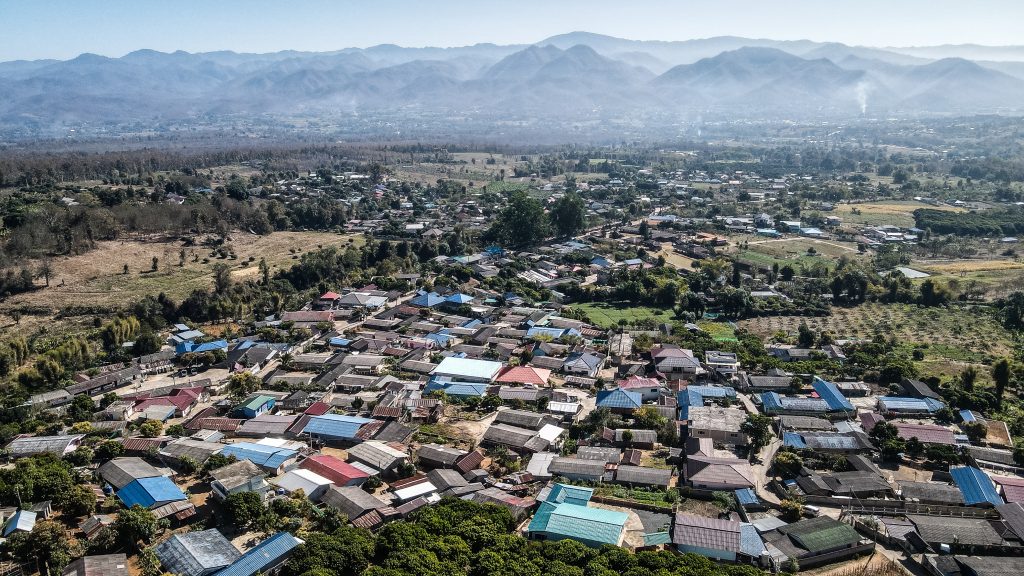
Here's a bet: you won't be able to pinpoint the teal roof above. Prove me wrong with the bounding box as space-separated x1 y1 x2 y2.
643 531 672 546
243 395 275 411
528 501 628 546
545 483 593 506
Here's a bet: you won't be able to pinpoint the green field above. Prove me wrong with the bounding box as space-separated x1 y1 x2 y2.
576 302 674 329
698 321 738 342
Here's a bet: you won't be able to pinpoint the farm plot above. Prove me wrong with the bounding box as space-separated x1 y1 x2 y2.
831 200 965 228
576 302 675 329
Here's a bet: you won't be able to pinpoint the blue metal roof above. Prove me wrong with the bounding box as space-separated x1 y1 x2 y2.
812 377 854 411
328 337 352 347
302 414 373 439
783 432 808 449
425 332 453 347
596 388 642 410
527 326 569 339
442 383 489 397
678 389 705 407
950 466 1003 506
117 476 187 508
687 385 737 399
219 443 297 470
213 532 302 576
410 292 445 307
923 397 946 412
176 339 229 355
959 409 978 423
739 523 767 557
761 392 783 412
461 319 482 329
878 397 934 411
735 488 759 506
445 293 475 304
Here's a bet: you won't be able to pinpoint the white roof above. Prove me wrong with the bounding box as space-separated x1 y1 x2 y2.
273 469 332 495
256 437 305 450
393 481 437 502
526 452 557 478
537 424 565 443
432 357 503 381
547 401 579 414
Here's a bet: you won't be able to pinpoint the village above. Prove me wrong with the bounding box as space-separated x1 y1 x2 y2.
6 175 1022 576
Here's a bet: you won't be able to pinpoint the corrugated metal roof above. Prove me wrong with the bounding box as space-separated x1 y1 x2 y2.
117 477 187 508
950 466 1003 506
219 443 296 471
812 377 853 411
212 532 301 576
596 388 642 409
672 513 740 553
156 529 241 576
302 414 373 439
528 501 627 546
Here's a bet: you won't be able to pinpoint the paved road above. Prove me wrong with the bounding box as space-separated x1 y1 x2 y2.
751 437 783 505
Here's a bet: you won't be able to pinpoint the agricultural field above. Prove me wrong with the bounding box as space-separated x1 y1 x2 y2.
831 200 965 228
697 321 738 342
654 243 698 270
913 258 1024 298
738 302 1016 381
575 302 675 329
0 231 361 320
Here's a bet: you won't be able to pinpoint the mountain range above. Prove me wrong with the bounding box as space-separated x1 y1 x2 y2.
3 32 1024 135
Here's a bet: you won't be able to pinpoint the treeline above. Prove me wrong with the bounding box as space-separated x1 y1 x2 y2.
914 207 1024 236
280 497 768 576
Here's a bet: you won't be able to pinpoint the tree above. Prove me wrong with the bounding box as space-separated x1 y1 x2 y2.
203 452 238 473
151 257 158 271
797 323 815 348
114 505 160 551
780 265 796 281
779 499 803 522
37 259 53 287
962 421 987 443
550 193 587 237
225 491 266 531
63 484 97 517
7 520 77 576
67 393 96 423
94 440 125 462
138 419 163 438
774 451 803 478
741 414 773 452
228 371 261 399
485 192 551 248
961 366 979 391
992 358 1012 405
213 263 233 295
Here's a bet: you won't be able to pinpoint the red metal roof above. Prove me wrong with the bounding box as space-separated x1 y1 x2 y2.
300 454 369 485
495 366 552 386
303 402 331 416
455 450 485 473
994 476 1024 503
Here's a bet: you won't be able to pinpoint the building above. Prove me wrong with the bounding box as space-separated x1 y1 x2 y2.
210 460 270 501
614 465 672 488
527 484 628 547
63 555 129 576
687 406 749 445
950 466 1004 507
155 529 241 576
673 513 741 561
7 434 84 457
321 485 389 521
302 414 375 444
218 442 298 475
431 357 503 383
98 458 162 490
213 532 303 576
272 469 333 501
595 388 642 414
117 476 188 509
238 395 276 419
346 440 408 475
548 457 607 482
298 454 369 486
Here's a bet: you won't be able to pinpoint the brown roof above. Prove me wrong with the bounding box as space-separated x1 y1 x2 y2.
455 450 485 474
672 513 741 552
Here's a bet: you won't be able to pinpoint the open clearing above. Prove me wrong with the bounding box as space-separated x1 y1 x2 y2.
832 200 965 228
912 258 1024 298
916 259 1024 274
575 302 674 329
655 243 698 270
2 231 360 314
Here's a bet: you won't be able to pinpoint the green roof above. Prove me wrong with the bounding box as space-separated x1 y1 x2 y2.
528 502 628 546
243 395 275 410
789 523 860 553
643 531 672 546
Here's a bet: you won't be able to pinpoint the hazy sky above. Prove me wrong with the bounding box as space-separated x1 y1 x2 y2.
2 0 1023 61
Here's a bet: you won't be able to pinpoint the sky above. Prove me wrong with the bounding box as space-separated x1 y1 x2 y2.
2 0 1023 61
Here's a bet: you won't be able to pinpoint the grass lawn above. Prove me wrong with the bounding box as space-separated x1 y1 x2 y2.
576 302 675 329
698 321 738 342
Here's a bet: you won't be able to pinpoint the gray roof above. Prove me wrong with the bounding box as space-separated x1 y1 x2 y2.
416 444 466 467
346 441 406 471
427 469 469 491
209 460 265 492
159 438 223 464
493 409 553 430
615 465 672 487
63 554 129 576
779 415 835 431
673 513 741 552
155 529 241 576
899 481 964 505
321 485 387 519
7 434 83 456
483 423 547 452
614 429 658 444
908 515 1005 546
576 446 622 463
548 457 606 479
98 458 161 490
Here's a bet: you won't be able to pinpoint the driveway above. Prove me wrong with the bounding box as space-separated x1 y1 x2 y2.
750 437 783 505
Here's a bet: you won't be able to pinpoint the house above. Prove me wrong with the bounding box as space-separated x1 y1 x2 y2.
237 414 298 437
210 460 271 501
117 477 188 509
493 409 557 431
673 513 741 561
321 485 389 521
415 443 467 469
213 532 303 576
901 378 940 401
346 440 408 475
615 465 672 488
562 351 604 378
238 395 275 419
877 396 943 416
615 376 664 402
302 414 375 444
272 469 333 501
7 434 84 457
299 454 369 486
155 529 241 576
219 442 298 475
98 457 162 490
431 357 503 383
906 515 1006 550
527 483 628 547
63 555 129 576
595 388 642 414
811 377 854 413
547 457 606 482
495 366 551 387
686 406 749 445
994 476 1024 503
762 516 866 568
159 438 224 465
469 488 535 520
2 509 36 536
651 345 701 376
899 481 964 506
482 423 550 454
950 466 1003 507
685 454 755 490
705 351 740 375
893 422 956 445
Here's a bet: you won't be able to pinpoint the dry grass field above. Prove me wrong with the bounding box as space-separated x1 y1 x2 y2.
0 230 360 317
832 200 965 227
